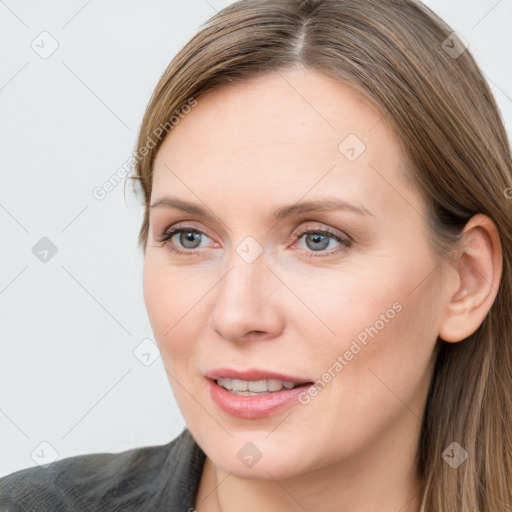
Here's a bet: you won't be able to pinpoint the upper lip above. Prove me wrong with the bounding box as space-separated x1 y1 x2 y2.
205 368 312 383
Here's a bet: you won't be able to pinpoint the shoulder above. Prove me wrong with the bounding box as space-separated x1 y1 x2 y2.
0 428 205 512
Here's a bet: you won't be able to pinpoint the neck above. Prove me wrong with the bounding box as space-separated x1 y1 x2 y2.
194 408 424 512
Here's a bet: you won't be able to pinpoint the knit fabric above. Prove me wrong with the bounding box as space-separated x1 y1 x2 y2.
0 428 206 512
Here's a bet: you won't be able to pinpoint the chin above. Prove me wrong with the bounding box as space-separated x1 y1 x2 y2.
200 429 315 480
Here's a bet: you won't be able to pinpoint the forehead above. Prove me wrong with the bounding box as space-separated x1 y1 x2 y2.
151 68 416 217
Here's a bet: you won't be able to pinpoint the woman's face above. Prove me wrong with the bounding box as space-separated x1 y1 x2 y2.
143 67 448 480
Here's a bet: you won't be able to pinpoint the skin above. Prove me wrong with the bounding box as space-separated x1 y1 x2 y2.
142 66 502 512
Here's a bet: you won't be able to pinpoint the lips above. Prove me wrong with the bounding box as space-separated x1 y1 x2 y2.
204 367 312 384
206 377 313 419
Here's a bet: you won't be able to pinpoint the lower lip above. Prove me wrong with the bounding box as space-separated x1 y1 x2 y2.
206 378 312 419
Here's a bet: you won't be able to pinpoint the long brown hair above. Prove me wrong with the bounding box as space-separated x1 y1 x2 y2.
128 1 512 510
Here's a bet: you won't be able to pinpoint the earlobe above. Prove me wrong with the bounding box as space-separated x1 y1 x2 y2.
438 214 502 343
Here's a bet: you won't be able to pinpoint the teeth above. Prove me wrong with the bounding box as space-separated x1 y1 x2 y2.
248 380 267 392
216 378 300 393
232 379 248 391
267 379 283 391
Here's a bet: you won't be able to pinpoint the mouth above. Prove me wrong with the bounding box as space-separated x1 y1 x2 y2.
205 368 314 396
213 377 311 396
204 368 315 419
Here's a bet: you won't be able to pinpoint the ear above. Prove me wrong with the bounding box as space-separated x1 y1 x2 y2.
438 214 503 343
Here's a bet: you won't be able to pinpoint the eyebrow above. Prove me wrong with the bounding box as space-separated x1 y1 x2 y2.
150 196 373 221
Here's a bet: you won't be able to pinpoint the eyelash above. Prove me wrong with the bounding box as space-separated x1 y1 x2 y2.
156 224 352 258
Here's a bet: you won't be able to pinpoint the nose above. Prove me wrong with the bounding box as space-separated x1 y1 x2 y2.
208 251 285 343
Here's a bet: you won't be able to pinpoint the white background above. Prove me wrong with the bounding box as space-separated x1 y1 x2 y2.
1 0 511 475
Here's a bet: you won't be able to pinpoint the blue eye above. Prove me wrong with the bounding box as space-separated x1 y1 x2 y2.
157 225 351 258
157 227 212 254
293 228 351 258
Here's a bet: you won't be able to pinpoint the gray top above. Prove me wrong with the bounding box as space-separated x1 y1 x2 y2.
0 428 206 512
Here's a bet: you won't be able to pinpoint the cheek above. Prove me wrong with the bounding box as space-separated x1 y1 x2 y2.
142 257 213 372
143 261 173 339
309 275 439 430
143 261 189 349
287 266 405 354
304 245 440 355
297 254 440 405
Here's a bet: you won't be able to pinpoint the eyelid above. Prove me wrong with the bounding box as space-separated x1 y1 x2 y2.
289 222 351 244
157 221 214 242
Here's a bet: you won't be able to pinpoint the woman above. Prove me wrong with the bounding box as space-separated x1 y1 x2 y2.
1 0 511 511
